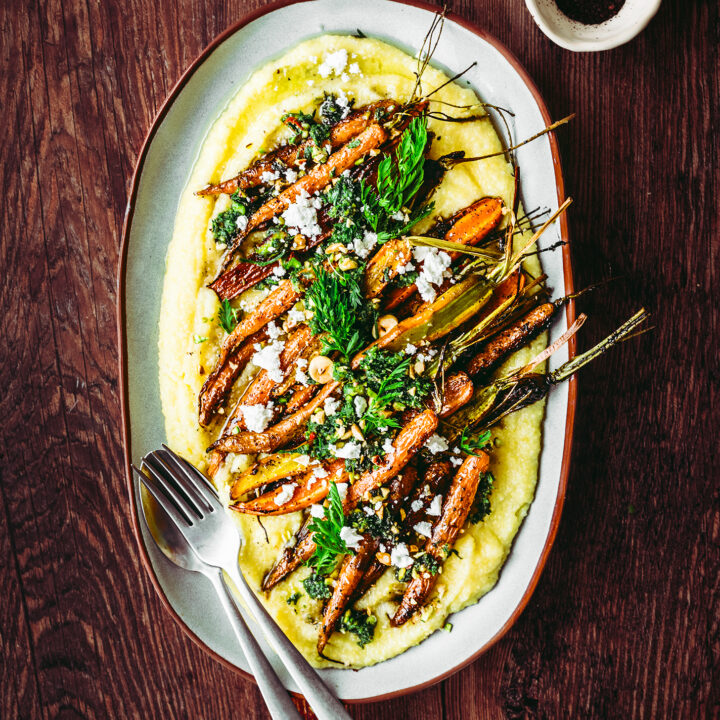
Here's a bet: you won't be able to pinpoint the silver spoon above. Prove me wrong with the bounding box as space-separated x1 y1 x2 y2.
136 467 302 720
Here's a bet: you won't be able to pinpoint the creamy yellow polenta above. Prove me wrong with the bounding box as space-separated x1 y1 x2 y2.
158 35 545 668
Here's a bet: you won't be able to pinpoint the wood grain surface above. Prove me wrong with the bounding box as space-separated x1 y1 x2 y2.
1 0 717 718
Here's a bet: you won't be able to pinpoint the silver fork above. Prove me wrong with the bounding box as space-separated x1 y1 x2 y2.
133 446 351 720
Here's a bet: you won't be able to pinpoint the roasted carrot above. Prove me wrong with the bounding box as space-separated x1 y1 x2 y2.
353 461 451 601
232 460 347 516
345 409 438 510
238 124 387 237
283 384 320 415
363 238 413 298
218 280 302 364
209 262 276 302
392 452 490 626
197 100 400 196
403 461 453 530
352 276 485 367
198 328 267 427
467 302 556 377
387 464 419 514
261 413 436 591
400 372 473 426
262 528 316 592
229 452 314 501
384 197 504 310
229 324 313 430
317 540 378 653
210 381 341 454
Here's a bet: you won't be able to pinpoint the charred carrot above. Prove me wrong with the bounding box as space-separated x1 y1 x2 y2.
392 452 490 626
466 301 557 377
229 324 313 430
232 460 347 516
218 280 302 364
241 124 387 237
317 540 378 653
384 197 504 310
262 524 316 592
352 461 452 601
344 409 438 510
198 327 267 427
197 100 400 196
210 381 341 454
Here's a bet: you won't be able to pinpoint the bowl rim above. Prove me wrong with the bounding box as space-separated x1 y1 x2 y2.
523 0 662 52
117 0 577 703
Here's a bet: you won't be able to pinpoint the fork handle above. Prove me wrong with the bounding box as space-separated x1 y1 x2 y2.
226 565 353 720
208 571 302 720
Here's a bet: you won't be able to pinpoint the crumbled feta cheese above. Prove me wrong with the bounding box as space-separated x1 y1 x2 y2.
296 454 311 467
353 230 378 259
427 495 443 516
318 49 348 78
340 525 363 551
287 306 306 327
404 343 417 355
334 482 348 500
266 321 283 339
284 168 298 183
239 403 275 433
282 190 321 237
295 357 309 386
336 441 361 460
310 503 325 518
382 437 395 456
363 505 374 516
391 542 414 569
261 170 280 183
235 214 248 232
412 246 453 302
413 521 432 537
353 395 368 417
426 433 449 454
348 62 361 75
340 72 349 82
450 456 463 467
272 265 286 278
335 89 351 119
313 467 329 480
410 499 423 513
274 482 297 506
252 340 285 382
324 396 340 417
396 260 415 275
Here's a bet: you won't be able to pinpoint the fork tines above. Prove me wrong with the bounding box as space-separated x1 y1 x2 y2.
132 447 222 527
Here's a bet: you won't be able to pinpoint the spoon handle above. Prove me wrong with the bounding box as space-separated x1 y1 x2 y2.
226 565 353 720
208 571 302 720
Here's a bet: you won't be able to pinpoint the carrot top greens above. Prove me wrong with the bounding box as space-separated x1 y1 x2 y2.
304 264 378 360
307 482 349 575
217 299 239 334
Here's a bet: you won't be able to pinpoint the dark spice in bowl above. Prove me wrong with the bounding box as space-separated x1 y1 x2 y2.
554 0 626 24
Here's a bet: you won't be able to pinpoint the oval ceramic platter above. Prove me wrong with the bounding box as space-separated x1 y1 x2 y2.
118 0 575 702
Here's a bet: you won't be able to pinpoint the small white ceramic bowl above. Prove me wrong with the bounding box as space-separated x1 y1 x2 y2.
524 0 661 51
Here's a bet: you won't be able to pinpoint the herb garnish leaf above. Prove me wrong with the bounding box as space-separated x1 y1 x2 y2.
304 265 377 360
460 427 492 456
307 483 349 575
217 299 239 334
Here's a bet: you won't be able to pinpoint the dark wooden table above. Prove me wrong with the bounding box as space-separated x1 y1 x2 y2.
2 0 717 717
